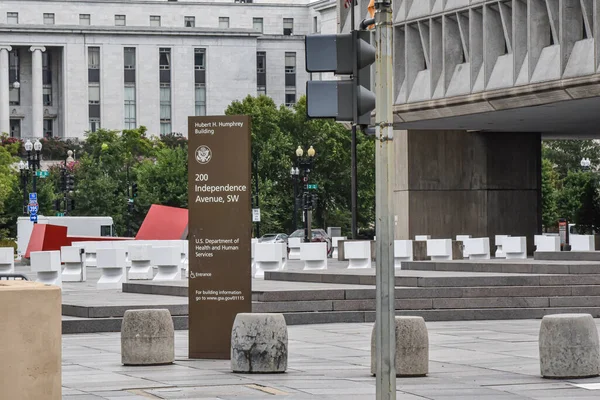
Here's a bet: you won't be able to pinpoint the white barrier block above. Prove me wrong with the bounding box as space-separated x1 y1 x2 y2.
251 240 257 278
503 237 527 259
181 240 189 277
495 235 510 258
128 244 154 280
426 239 452 261
465 238 491 260
300 243 328 270
76 241 98 267
332 237 347 259
112 241 132 266
31 251 62 287
96 248 127 290
394 240 413 268
152 246 182 281
61 246 86 282
344 241 372 269
535 235 560 252
571 234 596 252
281 242 288 269
288 238 302 260
254 243 285 279
456 235 472 257
415 235 431 241
0 247 15 274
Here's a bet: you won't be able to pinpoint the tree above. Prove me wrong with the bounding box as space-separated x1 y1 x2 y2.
574 175 600 234
543 140 600 178
541 158 559 231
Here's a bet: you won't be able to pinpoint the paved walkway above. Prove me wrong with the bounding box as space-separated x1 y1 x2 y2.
63 319 600 399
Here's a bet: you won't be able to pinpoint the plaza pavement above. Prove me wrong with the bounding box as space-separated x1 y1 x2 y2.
62 319 600 400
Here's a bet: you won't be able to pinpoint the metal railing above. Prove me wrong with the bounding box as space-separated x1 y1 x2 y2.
0 274 29 280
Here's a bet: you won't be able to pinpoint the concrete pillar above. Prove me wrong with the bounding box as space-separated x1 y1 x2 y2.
30 46 45 138
393 130 541 252
0 45 11 135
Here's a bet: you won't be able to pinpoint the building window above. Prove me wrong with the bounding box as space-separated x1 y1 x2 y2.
124 47 135 70
159 48 170 70
185 16 195 27
88 84 100 105
285 52 296 106
219 17 229 29
283 18 293 35
194 48 205 70
43 13 55 25
313 16 318 33
253 17 263 33
124 85 136 129
285 52 296 74
195 84 206 116
150 15 161 27
88 47 100 69
89 118 100 132
79 14 90 25
9 85 20 105
9 50 19 105
43 85 52 106
160 83 172 135
42 52 52 85
285 92 296 107
7 12 18 24
43 119 53 138
257 51 266 96
10 119 20 138
115 15 126 26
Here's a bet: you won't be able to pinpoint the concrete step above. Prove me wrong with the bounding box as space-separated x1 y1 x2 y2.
402 260 600 274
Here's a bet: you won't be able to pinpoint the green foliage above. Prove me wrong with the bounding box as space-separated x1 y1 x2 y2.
541 158 559 231
543 140 600 179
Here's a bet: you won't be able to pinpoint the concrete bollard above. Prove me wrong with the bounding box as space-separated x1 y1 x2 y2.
456 235 472 257
570 234 595 252
465 238 491 260
495 235 510 258
331 236 347 259
426 239 453 261
371 316 429 377
300 242 328 270
254 243 285 279
121 309 174 365
61 246 86 282
344 241 372 269
31 251 62 287
0 247 15 274
503 237 527 259
128 244 154 280
152 246 182 281
539 314 600 378
535 235 560 252
288 237 302 260
394 240 413 268
231 313 288 373
96 248 127 290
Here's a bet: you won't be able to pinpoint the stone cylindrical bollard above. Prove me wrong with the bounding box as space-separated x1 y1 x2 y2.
231 313 288 373
371 316 429 377
121 309 175 365
539 314 600 378
0 281 62 399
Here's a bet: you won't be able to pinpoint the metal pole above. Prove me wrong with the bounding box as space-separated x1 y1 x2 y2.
374 1 396 399
350 0 358 240
32 152 38 224
254 159 260 238
126 164 131 237
293 174 298 231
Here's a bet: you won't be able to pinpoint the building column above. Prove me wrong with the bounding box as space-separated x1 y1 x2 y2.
0 45 11 135
393 130 541 252
30 46 45 138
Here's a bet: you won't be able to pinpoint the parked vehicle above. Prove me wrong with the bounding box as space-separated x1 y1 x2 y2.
289 229 333 256
258 233 288 244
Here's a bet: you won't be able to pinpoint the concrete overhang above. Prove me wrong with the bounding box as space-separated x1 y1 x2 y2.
393 74 600 139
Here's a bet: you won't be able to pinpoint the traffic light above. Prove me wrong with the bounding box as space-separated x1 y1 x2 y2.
66 175 75 191
305 30 376 126
132 183 138 198
54 199 61 211
67 199 75 212
60 169 67 191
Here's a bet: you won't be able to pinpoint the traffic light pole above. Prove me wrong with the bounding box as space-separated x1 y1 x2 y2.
350 1 358 240
374 1 396 399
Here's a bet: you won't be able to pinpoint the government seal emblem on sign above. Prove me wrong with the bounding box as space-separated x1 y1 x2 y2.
195 145 212 164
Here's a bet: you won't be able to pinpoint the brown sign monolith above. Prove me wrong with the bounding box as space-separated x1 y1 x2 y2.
188 115 252 359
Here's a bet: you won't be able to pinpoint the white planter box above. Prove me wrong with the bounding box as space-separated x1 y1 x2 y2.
465 238 491 260
535 235 560 252
503 237 527 259
288 237 302 260
61 246 86 282
96 248 127 289
152 246 182 281
570 234 595 252
0 247 14 274
394 240 413 268
254 243 285 278
31 251 62 287
344 241 372 269
426 239 452 261
300 242 328 270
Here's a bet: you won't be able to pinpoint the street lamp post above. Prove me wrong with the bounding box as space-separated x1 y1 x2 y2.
24 139 42 223
290 166 300 231
17 160 28 216
295 145 316 243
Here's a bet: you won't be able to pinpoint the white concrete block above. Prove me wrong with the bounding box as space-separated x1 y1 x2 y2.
31 251 62 287
535 235 560 252
503 237 527 259
96 248 127 290
74 241 98 267
300 243 328 270
331 236 347 259
128 244 154 280
415 235 431 241
465 238 491 260
112 241 132 266
181 240 189 278
152 246 182 281
0 247 15 274
456 235 471 257
251 240 256 279
61 246 86 282
344 241 372 269
570 235 595 252
426 239 452 261
394 240 413 268
288 237 302 260
254 243 285 279
494 235 510 258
